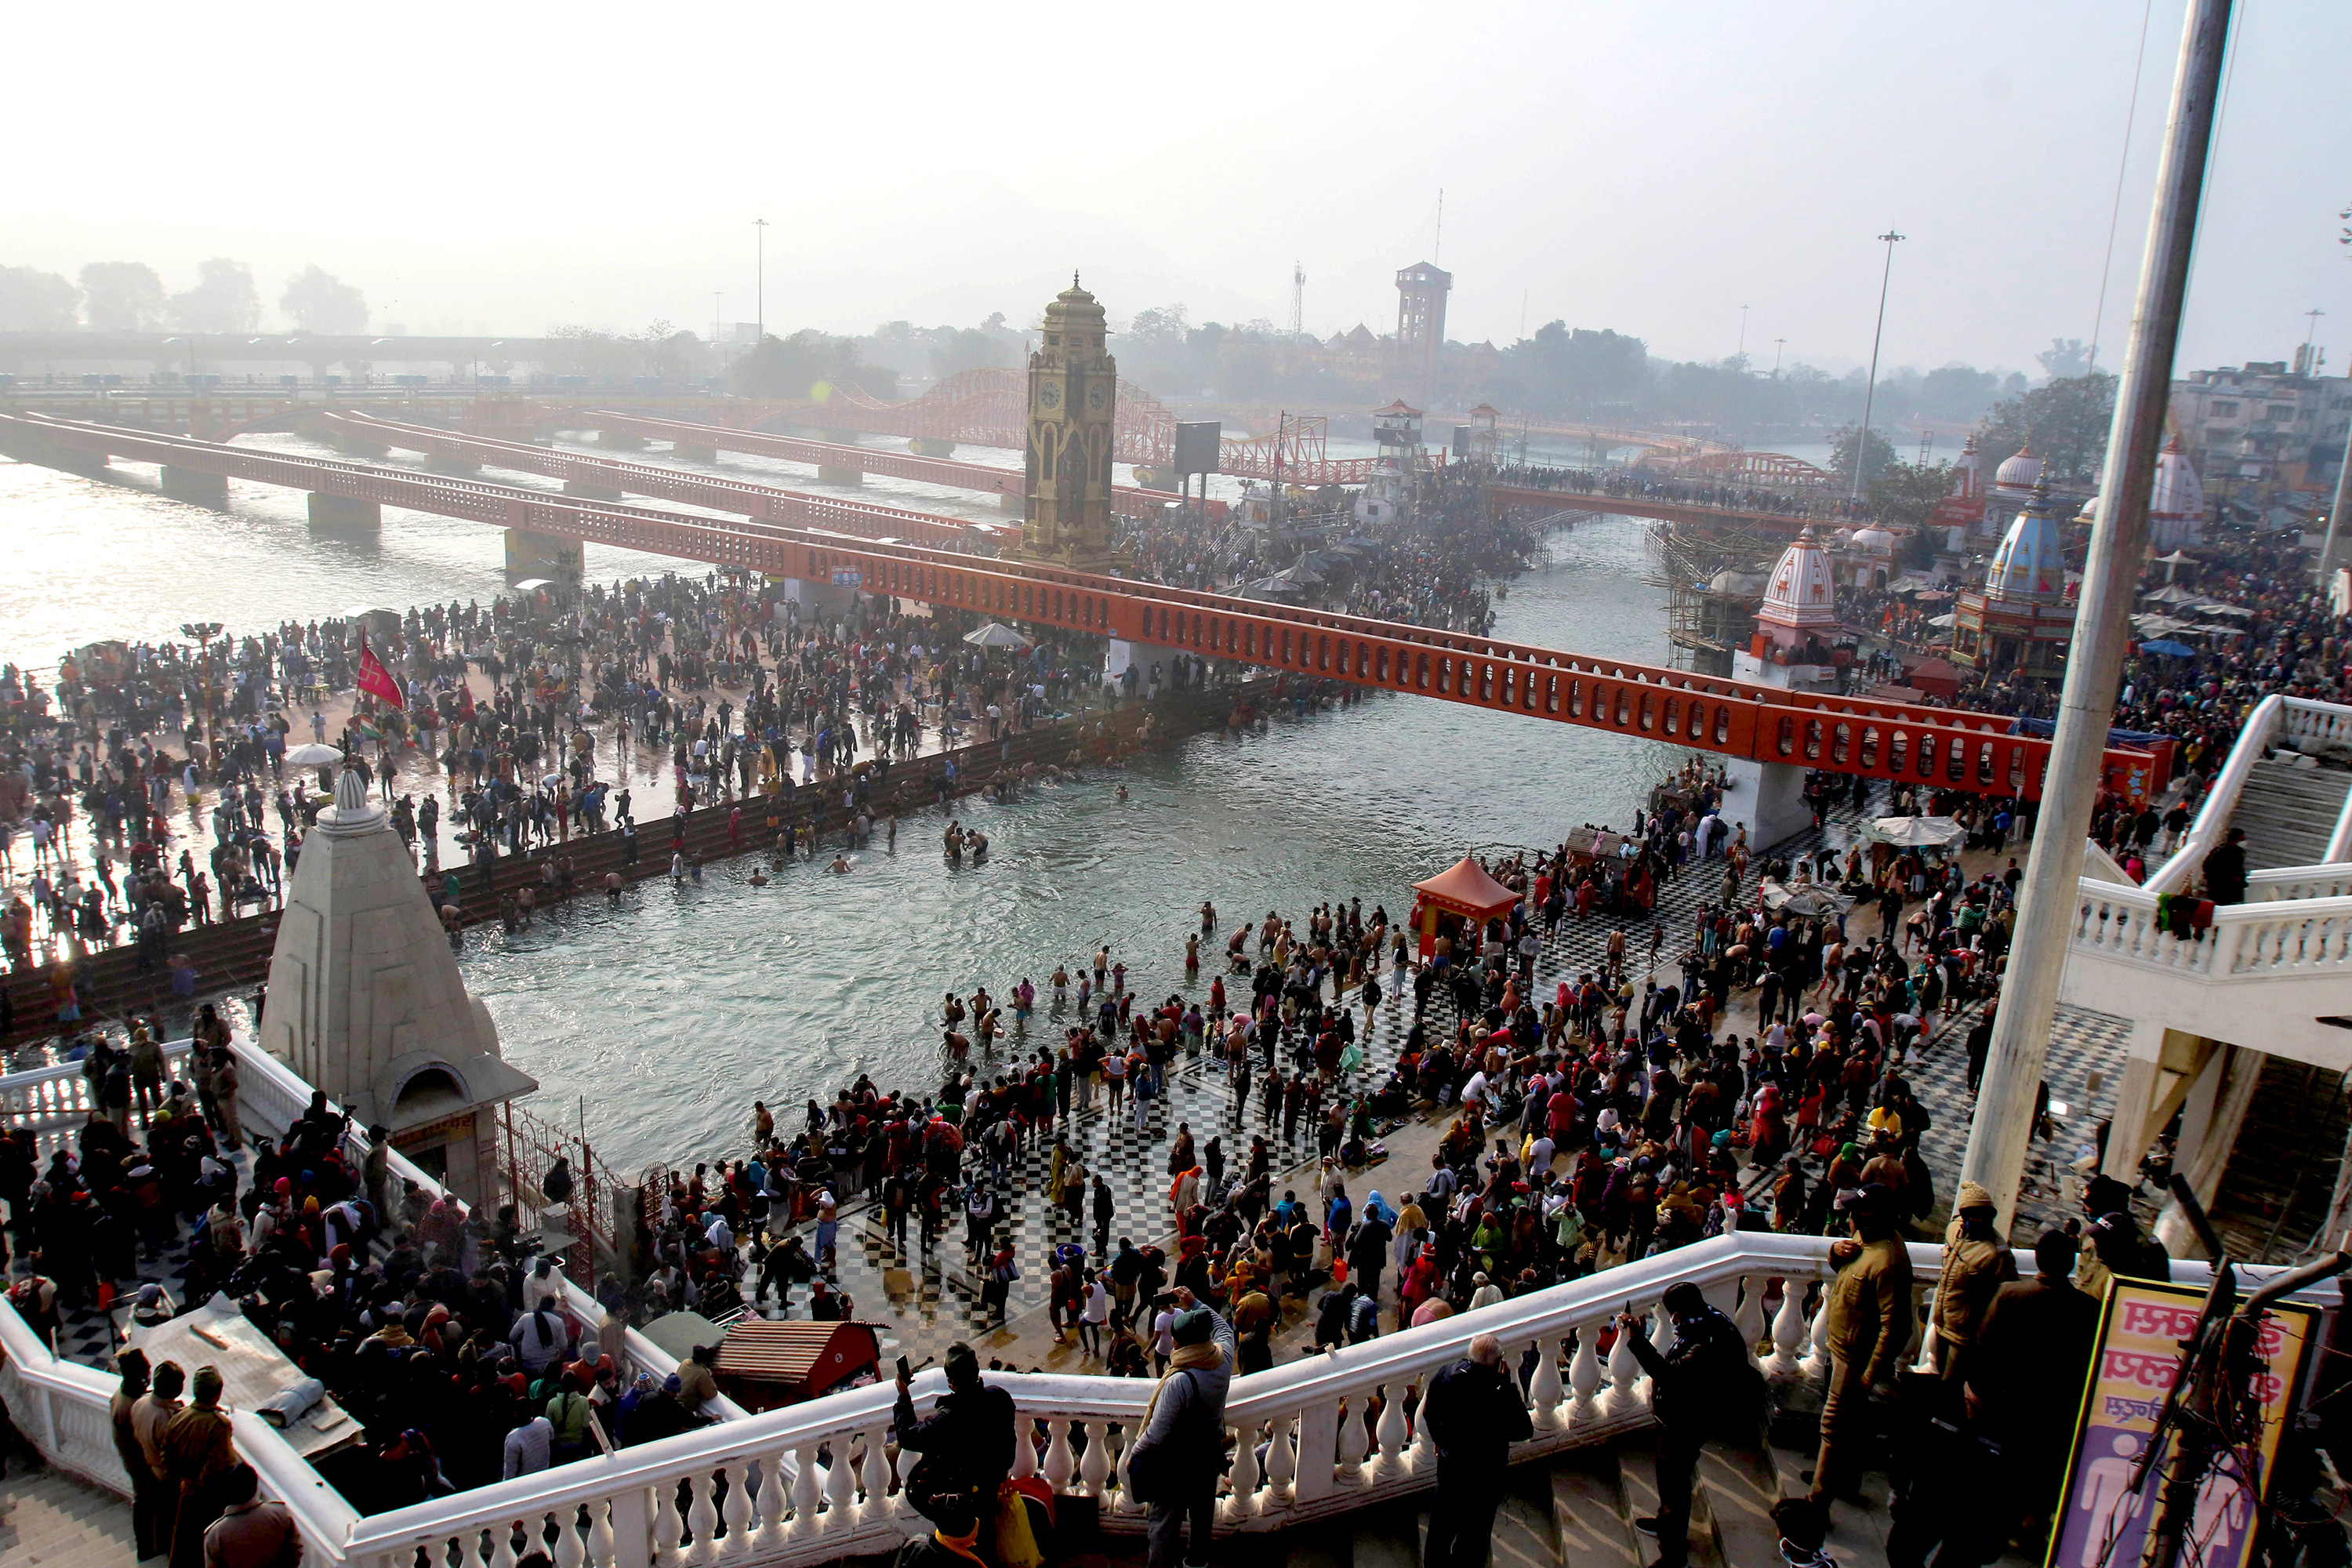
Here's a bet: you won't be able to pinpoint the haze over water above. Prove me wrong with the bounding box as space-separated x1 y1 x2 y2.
0 437 1686 1171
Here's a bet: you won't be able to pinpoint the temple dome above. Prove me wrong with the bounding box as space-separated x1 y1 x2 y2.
1992 444 2044 495
1758 525 1839 630
1985 480 2067 601
1849 525 1896 554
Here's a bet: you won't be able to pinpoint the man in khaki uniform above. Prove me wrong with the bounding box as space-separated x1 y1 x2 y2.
1931 1179 2017 1384
1807 1185 1914 1508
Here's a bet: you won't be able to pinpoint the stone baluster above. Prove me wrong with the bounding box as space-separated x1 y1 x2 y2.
554 1508 589 1568
1801 1297 1831 1382
1112 1424 1143 1516
1733 1276 1769 1365
1527 1334 1566 1429
684 1472 719 1563
1410 1388 1441 1475
1912 1285 1940 1374
1225 1418 1262 1522
1606 1317 1644 1414
1078 1421 1112 1499
586 1497 619 1568
1568 1323 1604 1422
1651 1298 1679 1356
790 1442 824 1539
1043 1419 1076 1494
488 1523 522 1568
860 1426 895 1523
719 1468 753 1556
757 1451 793 1546
1768 1281 1809 1377
1374 1385 1411 1477
654 1475 686 1560
1335 1395 1370 1483
1263 1410 1298 1512
1010 1419 1038 1482
824 1438 857 1524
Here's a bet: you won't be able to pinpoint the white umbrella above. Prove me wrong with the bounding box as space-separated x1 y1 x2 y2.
283 742 344 767
1927 612 1956 629
963 622 1033 650
1864 815 1967 849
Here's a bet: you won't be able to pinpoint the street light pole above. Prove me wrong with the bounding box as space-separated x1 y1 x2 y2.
1959 0 2237 1237
1850 230 1904 505
753 219 770 342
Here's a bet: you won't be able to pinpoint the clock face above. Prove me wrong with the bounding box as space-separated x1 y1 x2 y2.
1086 384 1106 411
1039 383 1061 409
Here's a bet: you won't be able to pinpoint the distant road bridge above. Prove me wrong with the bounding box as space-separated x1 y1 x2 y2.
0 410 2168 808
1485 482 1835 536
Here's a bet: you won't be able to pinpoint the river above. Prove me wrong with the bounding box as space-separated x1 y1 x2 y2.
0 431 1687 1171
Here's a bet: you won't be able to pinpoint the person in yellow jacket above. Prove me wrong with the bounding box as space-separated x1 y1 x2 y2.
1806 1185 1915 1509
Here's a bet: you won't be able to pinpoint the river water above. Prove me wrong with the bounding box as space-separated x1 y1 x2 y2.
0 431 1686 1171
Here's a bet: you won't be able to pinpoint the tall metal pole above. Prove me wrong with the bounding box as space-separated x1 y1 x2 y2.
1849 231 1904 504
1960 0 2236 1237
753 219 770 342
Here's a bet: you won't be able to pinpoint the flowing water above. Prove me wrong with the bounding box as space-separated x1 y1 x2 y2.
0 434 1686 1171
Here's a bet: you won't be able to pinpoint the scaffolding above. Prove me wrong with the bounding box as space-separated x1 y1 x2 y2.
1646 519 1782 677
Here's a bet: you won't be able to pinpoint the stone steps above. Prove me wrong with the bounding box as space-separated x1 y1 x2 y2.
2233 757 2349 872
2205 1053 2350 1263
0 1461 147 1567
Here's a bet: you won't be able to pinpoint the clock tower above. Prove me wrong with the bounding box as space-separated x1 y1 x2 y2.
1016 276 1125 571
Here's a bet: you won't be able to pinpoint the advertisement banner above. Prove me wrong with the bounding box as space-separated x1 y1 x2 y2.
2045 1277 2317 1568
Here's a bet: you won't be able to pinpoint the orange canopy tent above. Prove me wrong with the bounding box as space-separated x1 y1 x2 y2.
1410 856 1520 957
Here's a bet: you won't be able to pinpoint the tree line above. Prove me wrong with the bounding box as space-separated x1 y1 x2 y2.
0 260 368 335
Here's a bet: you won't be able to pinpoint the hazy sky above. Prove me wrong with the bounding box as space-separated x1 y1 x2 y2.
11 0 2347 379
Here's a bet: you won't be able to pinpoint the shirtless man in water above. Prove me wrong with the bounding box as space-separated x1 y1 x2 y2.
827 854 850 873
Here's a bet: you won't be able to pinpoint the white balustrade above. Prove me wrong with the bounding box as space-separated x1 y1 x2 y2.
9 1215 2340 1564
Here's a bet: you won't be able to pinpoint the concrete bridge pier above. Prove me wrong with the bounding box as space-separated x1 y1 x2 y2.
424 453 481 474
161 466 229 505
776 576 856 624
1000 492 1023 513
594 430 647 450
307 493 381 536
505 528 584 585
1719 757 1813 852
672 443 718 463
816 464 864 485
562 478 625 501
909 437 956 458
1105 638 1191 696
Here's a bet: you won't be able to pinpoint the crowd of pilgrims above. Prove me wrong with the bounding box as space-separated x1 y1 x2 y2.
1 1017 722 1521
0 476 1565 986
616 756 2062 1393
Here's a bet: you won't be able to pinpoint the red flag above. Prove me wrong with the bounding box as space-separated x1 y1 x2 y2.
357 638 406 710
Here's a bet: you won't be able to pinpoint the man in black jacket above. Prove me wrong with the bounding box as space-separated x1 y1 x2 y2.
1419 1331 1536 1568
894 1342 1016 1555
1621 1283 1757 1568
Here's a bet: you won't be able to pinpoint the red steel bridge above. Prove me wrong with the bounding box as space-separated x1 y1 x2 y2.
0 410 2164 803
